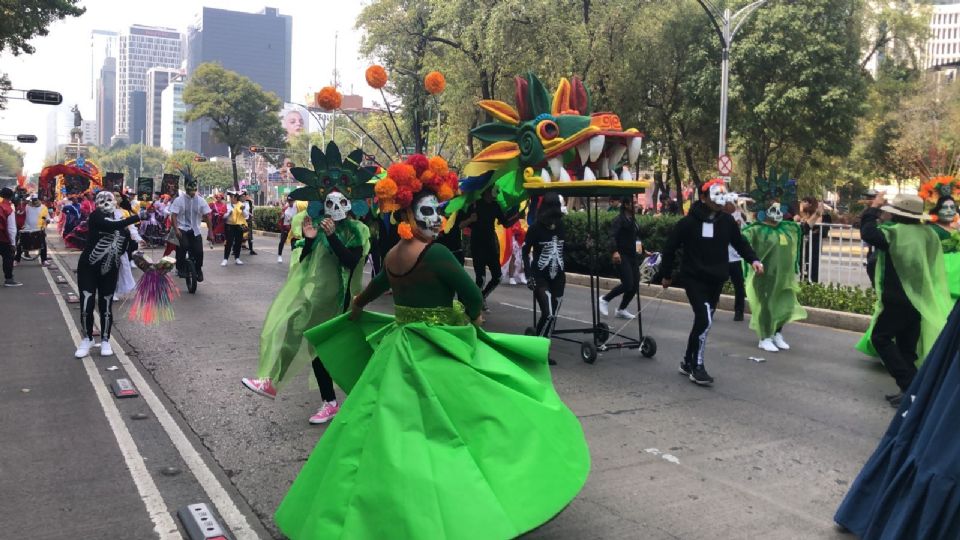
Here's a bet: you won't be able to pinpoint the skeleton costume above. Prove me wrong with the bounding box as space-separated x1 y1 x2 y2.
75 192 140 357
523 193 566 337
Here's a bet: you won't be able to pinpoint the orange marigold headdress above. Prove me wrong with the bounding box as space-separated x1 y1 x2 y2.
375 153 459 214
919 176 960 207
424 71 446 95
366 65 388 89
315 86 342 111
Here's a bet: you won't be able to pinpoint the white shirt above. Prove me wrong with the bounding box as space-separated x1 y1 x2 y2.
168 194 212 236
727 210 745 263
23 205 49 232
282 206 297 227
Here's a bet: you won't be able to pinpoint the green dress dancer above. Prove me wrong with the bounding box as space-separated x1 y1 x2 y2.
254 217 369 391
931 224 960 302
856 222 951 365
742 217 807 347
274 241 590 539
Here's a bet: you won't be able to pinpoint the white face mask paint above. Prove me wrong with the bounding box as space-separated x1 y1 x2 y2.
766 202 783 223
96 191 116 214
414 195 441 239
938 199 957 223
325 191 351 222
708 184 727 206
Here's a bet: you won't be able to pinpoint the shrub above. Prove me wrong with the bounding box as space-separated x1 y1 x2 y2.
253 206 282 233
722 279 876 315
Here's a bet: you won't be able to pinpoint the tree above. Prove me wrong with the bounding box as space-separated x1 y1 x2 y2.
0 0 85 56
183 63 285 189
859 0 929 71
163 150 235 192
90 144 168 188
0 141 24 178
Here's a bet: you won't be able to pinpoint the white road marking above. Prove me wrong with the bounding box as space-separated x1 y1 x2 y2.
49 253 259 539
41 265 180 539
498 301 593 325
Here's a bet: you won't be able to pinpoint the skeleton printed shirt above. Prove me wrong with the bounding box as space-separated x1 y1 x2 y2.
79 210 140 275
524 221 565 280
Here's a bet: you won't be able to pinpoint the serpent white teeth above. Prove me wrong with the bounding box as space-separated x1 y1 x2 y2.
599 156 610 179
548 157 562 179
609 144 627 165
577 141 590 166
541 168 552 183
620 167 634 181
558 167 571 182
589 135 605 162
628 137 643 165
583 167 597 181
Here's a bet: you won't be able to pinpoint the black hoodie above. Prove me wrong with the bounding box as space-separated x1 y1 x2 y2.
661 201 758 284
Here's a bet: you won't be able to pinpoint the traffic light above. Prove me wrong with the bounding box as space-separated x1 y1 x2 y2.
15 134 37 143
25 90 63 105
193 155 208 162
249 146 263 153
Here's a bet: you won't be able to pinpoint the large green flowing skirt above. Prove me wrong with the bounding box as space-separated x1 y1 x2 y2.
274 309 591 540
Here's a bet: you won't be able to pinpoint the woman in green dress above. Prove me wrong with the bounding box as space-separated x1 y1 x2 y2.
274 174 591 539
928 195 960 302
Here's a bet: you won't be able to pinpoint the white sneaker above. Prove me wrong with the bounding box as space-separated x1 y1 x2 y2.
235 259 244 265
220 259 228 267
100 341 114 357
759 338 780 352
599 297 610 316
75 338 93 358
615 308 636 320
277 256 283 263
519 275 527 285
773 332 790 350
509 277 517 285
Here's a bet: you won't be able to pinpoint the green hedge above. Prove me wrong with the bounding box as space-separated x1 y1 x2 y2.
722 280 876 315
253 206 282 233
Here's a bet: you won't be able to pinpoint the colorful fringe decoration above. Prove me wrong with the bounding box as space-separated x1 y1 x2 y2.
128 254 179 324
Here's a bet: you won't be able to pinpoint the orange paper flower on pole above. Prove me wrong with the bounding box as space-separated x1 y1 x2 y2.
365 65 388 89
424 71 446 95
315 86 342 111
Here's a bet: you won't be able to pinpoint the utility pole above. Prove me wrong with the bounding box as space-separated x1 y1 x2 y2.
695 0 771 168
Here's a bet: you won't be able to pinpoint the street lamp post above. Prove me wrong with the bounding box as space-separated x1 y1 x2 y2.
696 0 771 167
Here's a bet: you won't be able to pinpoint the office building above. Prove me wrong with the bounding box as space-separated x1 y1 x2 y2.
185 6 292 154
146 67 182 147
130 91 147 145
116 24 183 143
160 74 186 152
91 30 118 100
81 120 98 145
96 57 116 147
926 0 960 69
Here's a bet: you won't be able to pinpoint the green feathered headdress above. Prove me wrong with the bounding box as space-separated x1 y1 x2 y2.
289 141 378 217
749 167 797 220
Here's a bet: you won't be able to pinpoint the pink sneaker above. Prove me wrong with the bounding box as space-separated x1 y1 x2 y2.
241 377 277 399
308 401 339 425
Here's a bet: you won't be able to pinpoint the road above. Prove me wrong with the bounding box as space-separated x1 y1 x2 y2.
1 231 898 539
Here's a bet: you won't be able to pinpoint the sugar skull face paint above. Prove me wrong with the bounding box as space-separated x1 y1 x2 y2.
414 194 441 239
766 202 783 223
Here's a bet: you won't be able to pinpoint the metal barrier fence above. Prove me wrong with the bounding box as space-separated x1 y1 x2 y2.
801 223 871 288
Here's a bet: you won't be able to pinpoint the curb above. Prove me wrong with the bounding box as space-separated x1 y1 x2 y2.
465 258 871 333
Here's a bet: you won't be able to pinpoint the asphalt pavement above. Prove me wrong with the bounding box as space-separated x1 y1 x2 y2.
4 230 899 539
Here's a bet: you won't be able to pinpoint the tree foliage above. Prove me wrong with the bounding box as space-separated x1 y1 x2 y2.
0 0 85 56
0 141 24 178
165 150 235 192
182 63 285 188
89 144 167 186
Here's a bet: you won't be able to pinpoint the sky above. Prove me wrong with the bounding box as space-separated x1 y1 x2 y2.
0 0 376 175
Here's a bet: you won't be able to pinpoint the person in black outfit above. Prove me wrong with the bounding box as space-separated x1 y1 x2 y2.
244 193 257 255
661 179 762 386
74 192 141 358
724 195 748 321
599 197 643 319
437 207 465 265
523 194 566 344
462 188 515 308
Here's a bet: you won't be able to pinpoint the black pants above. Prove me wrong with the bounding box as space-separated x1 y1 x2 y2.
77 261 119 341
175 229 204 275
604 256 639 310
312 357 337 402
871 300 921 391
224 224 244 260
247 225 255 252
1 243 14 279
683 280 725 366
369 235 382 276
278 228 290 256
472 236 502 298
533 272 566 336
15 232 48 262
728 261 745 314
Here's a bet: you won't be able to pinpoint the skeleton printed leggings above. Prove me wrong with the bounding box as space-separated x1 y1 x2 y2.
533 272 566 337
77 262 119 341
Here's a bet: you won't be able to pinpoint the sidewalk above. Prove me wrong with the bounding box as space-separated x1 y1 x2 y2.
0 259 159 537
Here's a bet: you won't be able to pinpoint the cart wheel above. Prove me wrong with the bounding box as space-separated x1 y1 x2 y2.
184 259 198 294
581 341 597 364
639 336 657 358
596 322 610 343
524 327 536 336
